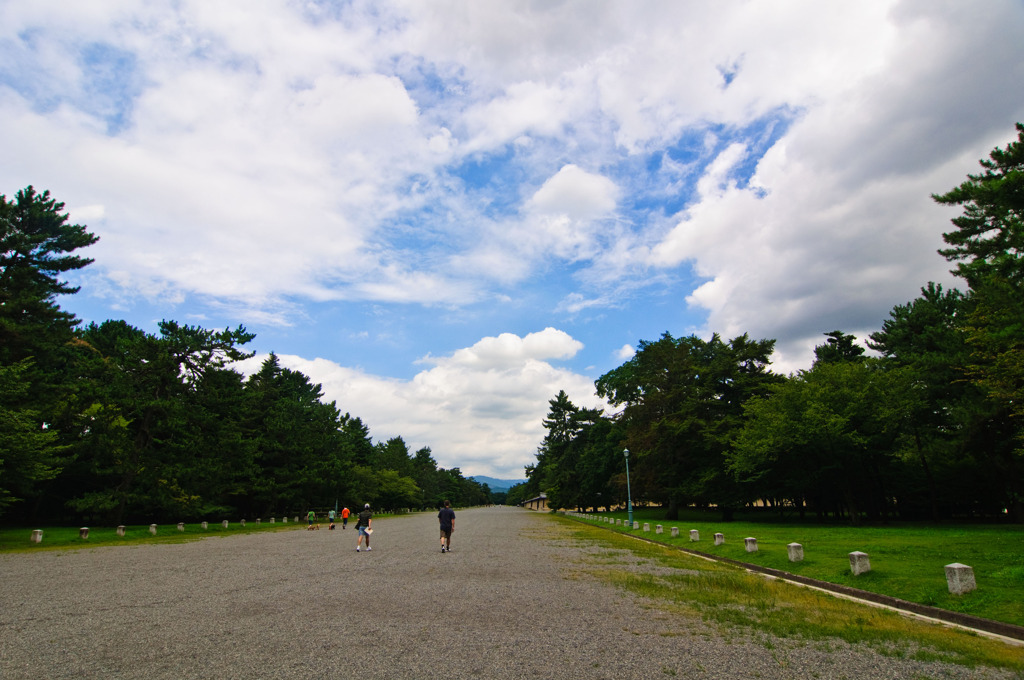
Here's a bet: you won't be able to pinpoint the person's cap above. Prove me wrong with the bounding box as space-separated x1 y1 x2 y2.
364 503 370 508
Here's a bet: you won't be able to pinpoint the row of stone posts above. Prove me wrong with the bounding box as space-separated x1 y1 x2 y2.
29 515 306 543
562 511 977 595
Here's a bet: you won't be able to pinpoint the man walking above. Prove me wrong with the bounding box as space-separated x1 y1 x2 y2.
438 500 455 553
341 506 350 529
355 504 373 551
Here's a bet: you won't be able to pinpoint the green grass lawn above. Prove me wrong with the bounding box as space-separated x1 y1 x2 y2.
0 519 297 552
572 507 1024 627
561 518 1024 673
0 511 416 553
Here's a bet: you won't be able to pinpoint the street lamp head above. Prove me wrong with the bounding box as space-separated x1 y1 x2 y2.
623 448 629 458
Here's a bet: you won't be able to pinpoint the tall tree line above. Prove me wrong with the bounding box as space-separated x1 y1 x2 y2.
524 123 1024 524
0 187 490 524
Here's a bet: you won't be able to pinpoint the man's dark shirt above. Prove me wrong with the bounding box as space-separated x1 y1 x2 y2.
438 507 455 531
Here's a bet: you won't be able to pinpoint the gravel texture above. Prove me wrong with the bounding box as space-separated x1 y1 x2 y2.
0 506 1016 679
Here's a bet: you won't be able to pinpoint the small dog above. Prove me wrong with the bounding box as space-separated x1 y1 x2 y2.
306 523 320 531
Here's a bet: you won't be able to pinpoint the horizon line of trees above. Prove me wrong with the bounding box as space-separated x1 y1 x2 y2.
513 123 1024 525
1 187 492 525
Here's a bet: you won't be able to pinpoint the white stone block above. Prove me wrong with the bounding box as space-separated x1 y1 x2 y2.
655 525 663 534
945 563 977 594
689 530 700 542
714 533 724 546
633 521 639 530
849 551 871 575
201 521 208 530
643 523 650 532
240 519 245 527
177 522 185 532
31 529 43 543
744 537 758 553
116 525 125 537
787 543 804 562
222 520 229 528
149 524 157 535
671 527 680 538
79 527 89 539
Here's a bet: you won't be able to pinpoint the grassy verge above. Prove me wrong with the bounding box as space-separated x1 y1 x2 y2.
0 520 297 552
569 508 1024 627
0 511 418 553
559 517 1024 673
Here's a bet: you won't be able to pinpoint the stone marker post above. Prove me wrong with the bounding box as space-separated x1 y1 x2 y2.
270 517 275 523
117 525 126 537
849 551 871 575
632 521 640 530
149 524 157 535
714 533 724 546
643 522 650 532
79 527 89 539
689 530 700 542
177 522 185 532
671 527 680 538
744 537 758 552
201 521 208 530
787 543 804 562
222 520 229 529
240 519 246 527
31 529 43 543
945 563 977 594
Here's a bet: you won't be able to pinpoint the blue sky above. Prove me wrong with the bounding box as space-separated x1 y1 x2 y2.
3 1 1024 478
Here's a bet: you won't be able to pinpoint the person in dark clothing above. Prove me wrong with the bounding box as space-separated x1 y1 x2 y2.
438 500 456 553
356 504 373 552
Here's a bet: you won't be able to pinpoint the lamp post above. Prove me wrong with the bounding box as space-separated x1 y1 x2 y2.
623 448 633 529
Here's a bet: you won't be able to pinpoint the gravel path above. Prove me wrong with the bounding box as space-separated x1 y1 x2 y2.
0 507 1015 679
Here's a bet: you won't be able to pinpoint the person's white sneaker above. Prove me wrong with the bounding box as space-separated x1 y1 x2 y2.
367 546 372 551
356 547 360 552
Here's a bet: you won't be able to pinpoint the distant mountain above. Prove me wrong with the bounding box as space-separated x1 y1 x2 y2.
470 476 526 492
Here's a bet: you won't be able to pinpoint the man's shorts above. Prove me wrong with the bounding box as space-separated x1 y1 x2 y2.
440 528 452 539
358 525 369 536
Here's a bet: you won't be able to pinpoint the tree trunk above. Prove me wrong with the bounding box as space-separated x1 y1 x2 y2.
913 427 941 522
665 497 679 521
